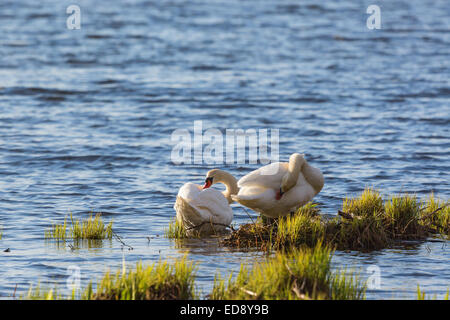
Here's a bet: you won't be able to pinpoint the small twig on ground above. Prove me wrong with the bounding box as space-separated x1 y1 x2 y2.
242 207 256 225
285 262 309 299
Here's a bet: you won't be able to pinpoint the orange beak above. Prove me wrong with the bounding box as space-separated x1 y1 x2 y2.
203 181 212 189
203 178 213 189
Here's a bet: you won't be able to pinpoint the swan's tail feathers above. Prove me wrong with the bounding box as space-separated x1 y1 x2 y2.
174 196 203 229
174 196 230 236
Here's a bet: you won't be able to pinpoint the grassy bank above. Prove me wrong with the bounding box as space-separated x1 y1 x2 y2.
222 189 449 251
25 256 198 300
83 256 197 300
210 242 365 300
23 246 365 300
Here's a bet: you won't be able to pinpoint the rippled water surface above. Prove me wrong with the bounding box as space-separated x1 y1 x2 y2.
0 0 449 299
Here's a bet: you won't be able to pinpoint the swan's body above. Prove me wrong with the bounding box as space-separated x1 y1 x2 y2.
174 170 238 236
231 153 324 218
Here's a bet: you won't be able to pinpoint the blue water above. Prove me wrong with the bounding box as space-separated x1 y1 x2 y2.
0 0 449 299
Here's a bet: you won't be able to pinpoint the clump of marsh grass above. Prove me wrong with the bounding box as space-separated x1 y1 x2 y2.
222 189 449 252
329 268 366 300
419 194 449 237
45 218 69 240
82 256 197 300
417 285 449 300
22 256 197 300
342 188 384 217
275 208 325 249
220 218 273 249
222 202 324 250
164 219 189 239
45 213 113 242
210 242 365 300
384 194 425 239
325 215 390 251
223 199 390 252
296 202 321 217
70 213 113 240
23 284 62 300
330 188 390 250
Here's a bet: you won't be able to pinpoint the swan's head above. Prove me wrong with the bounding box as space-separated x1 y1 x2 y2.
203 169 221 189
202 169 238 191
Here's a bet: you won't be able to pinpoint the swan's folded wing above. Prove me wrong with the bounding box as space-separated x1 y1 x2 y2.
237 162 287 189
191 189 233 225
174 196 206 229
174 189 233 226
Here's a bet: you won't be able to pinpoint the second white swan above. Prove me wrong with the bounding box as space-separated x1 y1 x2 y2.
230 153 324 218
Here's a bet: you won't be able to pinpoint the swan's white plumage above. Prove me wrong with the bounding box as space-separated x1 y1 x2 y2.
174 182 233 236
232 154 324 218
237 162 288 189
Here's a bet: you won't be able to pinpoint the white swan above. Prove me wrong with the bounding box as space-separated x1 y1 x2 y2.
230 153 324 218
174 170 238 236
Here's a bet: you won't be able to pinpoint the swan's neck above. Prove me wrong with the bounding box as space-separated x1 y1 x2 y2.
283 154 303 191
217 172 239 204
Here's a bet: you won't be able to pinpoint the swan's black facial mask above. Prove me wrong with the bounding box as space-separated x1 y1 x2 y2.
203 177 213 189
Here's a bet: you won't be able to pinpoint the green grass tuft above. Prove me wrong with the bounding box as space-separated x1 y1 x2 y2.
419 194 449 237
22 256 197 300
45 213 113 241
164 219 189 239
342 188 384 217
417 285 449 300
23 284 62 300
70 213 113 240
222 202 326 250
384 194 425 239
82 256 197 300
210 242 365 300
328 188 391 250
275 207 325 249
326 214 390 251
222 189 449 252
45 217 68 240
